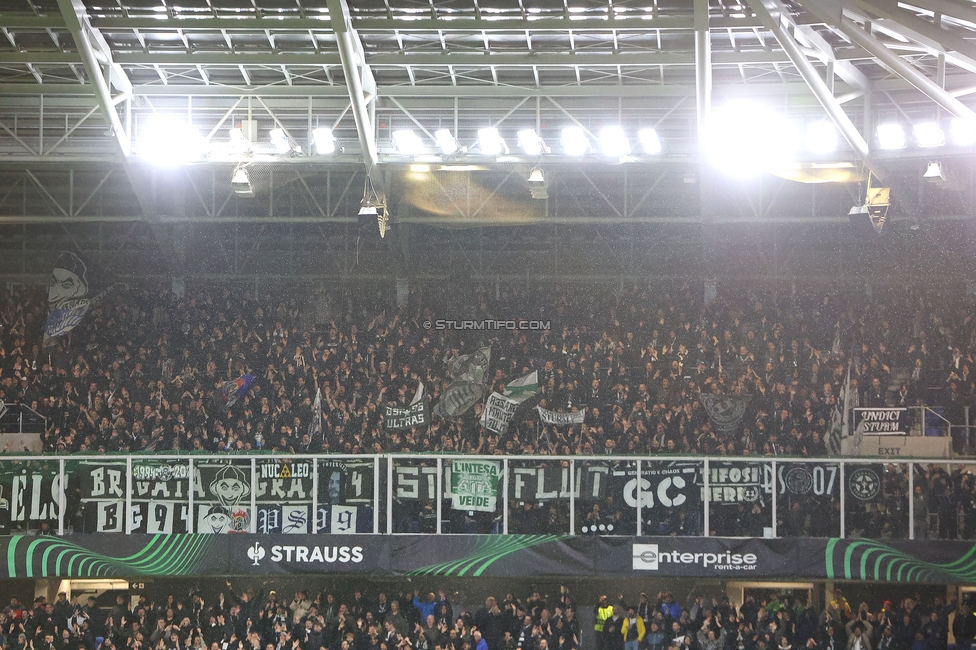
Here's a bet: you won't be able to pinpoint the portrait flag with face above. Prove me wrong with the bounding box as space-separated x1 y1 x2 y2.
43 251 110 341
215 373 255 411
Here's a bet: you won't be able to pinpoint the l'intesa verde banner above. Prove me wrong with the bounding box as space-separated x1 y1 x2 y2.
6 535 976 583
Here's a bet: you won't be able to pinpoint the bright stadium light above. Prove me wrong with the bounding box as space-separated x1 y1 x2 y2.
435 128 461 155
517 129 549 155
561 126 590 156
637 128 663 154
913 122 945 148
312 128 337 155
229 126 249 154
950 118 976 147
477 127 508 155
138 114 208 166
392 129 425 155
805 120 838 154
269 128 293 154
599 126 631 157
704 102 799 176
877 123 907 150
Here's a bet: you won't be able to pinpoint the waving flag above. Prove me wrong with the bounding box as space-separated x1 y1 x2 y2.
215 373 255 411
503 370 539 403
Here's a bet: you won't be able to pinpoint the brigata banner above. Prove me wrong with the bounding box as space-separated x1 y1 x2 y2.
450 459 500 512
853 408 908 435
6 534 976 584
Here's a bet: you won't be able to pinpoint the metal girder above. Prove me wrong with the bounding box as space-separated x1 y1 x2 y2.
0 13 815 32
793 25 871 89
328 0 382 200
850 0 976 74
745 0 870 161
53 0 131 157
694 0 711 140
0 49 847 67
805 0 976 121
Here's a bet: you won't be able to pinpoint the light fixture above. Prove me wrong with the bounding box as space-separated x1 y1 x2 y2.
269 128 293 154
434 128 461 155
517 129 549 155
913 122 945 148
561 126 590 156
599 126 631 157
876 123 906 150
637 128 662 155
849 173 889 235
805 120 838 155
392 129 425 155
312 127 337 155
358 198 378 216
231 165 253 197
950 118 976 146
229 127 250 154
704 102 799 177
527 168 547 200
923 161 945 181
477 127 508 155
138 114 208 166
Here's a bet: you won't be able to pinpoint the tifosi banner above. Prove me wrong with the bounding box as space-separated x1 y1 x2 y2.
7 534 976 585
854 408 908 435
450 459 500 512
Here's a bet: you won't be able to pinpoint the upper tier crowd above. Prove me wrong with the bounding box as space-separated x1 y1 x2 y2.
0 282 974 457
1 583 973 650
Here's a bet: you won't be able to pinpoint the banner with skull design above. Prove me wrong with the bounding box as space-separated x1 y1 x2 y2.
698 392 751 434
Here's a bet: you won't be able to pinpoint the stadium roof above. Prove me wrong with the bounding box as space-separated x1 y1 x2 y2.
0 0 975 281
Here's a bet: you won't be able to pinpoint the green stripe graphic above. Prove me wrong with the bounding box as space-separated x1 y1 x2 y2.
407 534 565 577
5 535 216 578
825 538 976 583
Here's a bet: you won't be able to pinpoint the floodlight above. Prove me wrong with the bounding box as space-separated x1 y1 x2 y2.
231 166 253 197
229 127 249 154
561 127 590 156
950 118 976 147
527 168 547 199
269 128 292 154
517 129 549 155
392 130 425 155
138 114 208 166
877 123 906 150
599 126 631 157
527 168 545 184
477 127 508 155
311 128 337 155
704 102 799 177
923 161 945 181
913 122 945 148
358 198 378 216
637 128 662 155
434 129 461 155
805 120 838 155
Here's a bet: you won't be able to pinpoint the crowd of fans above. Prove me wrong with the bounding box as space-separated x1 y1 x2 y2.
1 282 973 457
1 584 974 650
3 282 976 538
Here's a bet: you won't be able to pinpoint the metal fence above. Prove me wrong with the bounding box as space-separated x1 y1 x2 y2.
3 454 976 541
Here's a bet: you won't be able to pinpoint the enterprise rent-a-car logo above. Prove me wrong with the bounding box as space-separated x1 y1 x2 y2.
632 543 757 572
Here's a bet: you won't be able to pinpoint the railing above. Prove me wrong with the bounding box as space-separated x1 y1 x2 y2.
3 453 975 541
0 402 46 435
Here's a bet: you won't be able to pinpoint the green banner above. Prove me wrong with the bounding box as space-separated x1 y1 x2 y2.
450 459 500 512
